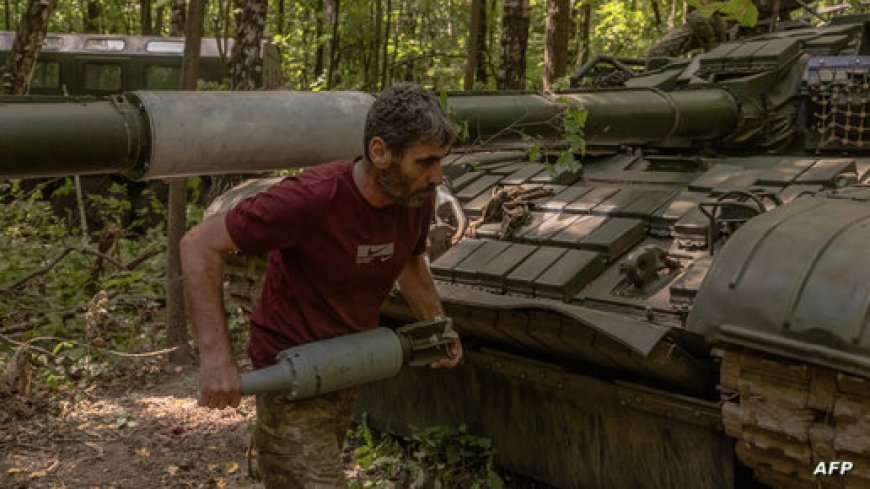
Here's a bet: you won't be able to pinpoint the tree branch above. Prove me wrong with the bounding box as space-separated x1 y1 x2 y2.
124 244 166 270
0 246 75 292
0 243 164 293
0 334 180 358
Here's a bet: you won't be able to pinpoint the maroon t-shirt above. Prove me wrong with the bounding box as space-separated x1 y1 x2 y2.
225 160 433 368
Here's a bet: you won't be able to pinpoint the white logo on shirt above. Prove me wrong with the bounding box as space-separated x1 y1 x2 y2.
357 243 394 264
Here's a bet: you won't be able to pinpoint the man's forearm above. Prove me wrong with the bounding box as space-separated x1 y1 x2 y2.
180 233 233 362
396 255 444 320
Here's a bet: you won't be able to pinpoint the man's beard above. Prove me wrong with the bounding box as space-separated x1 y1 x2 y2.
375 159 435 207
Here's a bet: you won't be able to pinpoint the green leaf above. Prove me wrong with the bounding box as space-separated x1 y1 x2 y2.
719 0 759 26
52 341 74 355
528 142 541 163
556 152 575 168
687 0 758 26
50 178 73 198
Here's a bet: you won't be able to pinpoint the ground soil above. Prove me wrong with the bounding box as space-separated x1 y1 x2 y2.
0 353 555 489
1 357 266 489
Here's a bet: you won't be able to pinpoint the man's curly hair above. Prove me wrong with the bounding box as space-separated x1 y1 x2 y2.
363 83 457 162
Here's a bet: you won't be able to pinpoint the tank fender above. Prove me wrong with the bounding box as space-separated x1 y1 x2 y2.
436 283 669 356
687 196 870 378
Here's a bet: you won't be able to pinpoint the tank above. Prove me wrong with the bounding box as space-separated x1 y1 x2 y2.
209 14 870 486
2 13 869 489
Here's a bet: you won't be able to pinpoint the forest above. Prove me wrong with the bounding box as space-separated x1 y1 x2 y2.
1 0 778 93
1 0 867 487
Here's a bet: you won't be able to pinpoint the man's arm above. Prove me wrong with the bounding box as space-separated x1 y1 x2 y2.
180 213 242 409
396 254 462 368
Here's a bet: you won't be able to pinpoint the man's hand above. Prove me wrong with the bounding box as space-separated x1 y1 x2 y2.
181 213 243 410
430 336 463 369
198 357 242 409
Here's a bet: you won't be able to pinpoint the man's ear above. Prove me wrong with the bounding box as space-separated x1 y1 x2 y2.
368 137 391 170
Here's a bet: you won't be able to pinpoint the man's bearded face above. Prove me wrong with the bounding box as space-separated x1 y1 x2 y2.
374 140 448 207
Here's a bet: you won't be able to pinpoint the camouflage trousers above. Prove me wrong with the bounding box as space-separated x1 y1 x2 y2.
255 388 358 489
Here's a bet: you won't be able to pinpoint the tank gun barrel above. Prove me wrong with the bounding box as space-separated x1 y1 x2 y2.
447 89 739 146
0 91 374 180
1 88 740 180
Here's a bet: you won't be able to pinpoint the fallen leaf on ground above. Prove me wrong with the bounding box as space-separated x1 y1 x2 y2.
225 461 239 474
29 470 47 479
166 465 179 475
135 447 150 457
6 468 23 474
84 441 103 458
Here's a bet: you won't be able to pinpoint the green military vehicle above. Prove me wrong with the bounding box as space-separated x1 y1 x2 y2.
1 10 869 489
219 12 870 489
0 31 282 94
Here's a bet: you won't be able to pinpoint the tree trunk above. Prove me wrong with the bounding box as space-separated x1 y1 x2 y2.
769 0 780 32
476 0 488 85
314 0 324 78
667 0 677 30
170 0 185 36
543 0 569 89
210 0 267 220
165 180 190 365
229 0 267 91
368 0 382 91
485 0 498 83
579 1 591 65
276 0 284 35
84 0 100 33
141 0 153 34
398 3 414 82
155 5 165 34
464 0 484 90
380 0 391 88
0 0 57 95
164 0 204 366
324 0 339 89
180 0 204 89
497 0 529 90
5 0 11 30
213 0 231 66
650 0 662 32
390 0 404 81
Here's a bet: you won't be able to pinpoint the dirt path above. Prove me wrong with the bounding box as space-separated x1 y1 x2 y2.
1 359 265 489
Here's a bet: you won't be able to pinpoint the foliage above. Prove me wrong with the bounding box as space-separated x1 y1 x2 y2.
12 0 845 92
348 419 504 488
5 0 699 92
0 180 221 391
687 0 759 26
527 102 586 177
591 0 657 58
555 104 587 173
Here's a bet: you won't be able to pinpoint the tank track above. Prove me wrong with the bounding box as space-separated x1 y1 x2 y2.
719 349 870 489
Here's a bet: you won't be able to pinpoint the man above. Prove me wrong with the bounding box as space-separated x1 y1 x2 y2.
180 83 463 488
647 0 803 58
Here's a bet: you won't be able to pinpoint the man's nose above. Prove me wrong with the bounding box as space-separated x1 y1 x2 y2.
428 163 443 185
